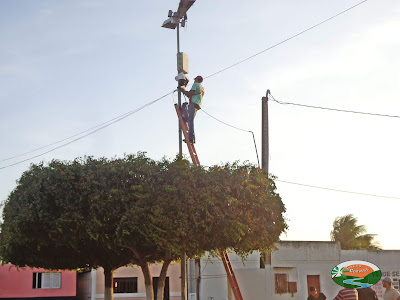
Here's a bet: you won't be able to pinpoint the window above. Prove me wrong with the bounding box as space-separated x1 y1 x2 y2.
114 277 138 293
275 273 288 294
32 272 61 289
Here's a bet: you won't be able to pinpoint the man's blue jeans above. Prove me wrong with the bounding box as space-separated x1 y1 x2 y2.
188 102 199 142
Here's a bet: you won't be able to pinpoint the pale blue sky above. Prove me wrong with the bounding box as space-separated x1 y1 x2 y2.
1 0 399 249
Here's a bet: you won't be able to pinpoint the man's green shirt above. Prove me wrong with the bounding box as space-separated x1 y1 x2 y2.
190 82 204 108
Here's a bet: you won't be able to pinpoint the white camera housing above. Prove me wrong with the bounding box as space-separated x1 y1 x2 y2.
175 72 189 88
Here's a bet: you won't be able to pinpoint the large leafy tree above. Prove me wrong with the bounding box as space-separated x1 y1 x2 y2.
113 158 287 299
330 214 381 250
0 153 287 300
0 157 132 300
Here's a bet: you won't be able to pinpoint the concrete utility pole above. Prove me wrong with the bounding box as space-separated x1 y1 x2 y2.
259 89 270 270
262 90 270 174
177 24 183 157
161 2 196 299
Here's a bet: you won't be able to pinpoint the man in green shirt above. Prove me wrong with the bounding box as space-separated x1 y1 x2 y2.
179 75 205 144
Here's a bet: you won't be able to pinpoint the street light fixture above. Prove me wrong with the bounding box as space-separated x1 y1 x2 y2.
161 15 177 29
162 0 195 29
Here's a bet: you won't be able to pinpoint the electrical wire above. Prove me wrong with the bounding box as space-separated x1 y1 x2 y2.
204 0 368 79
275 179 400 200
178 91 260 167
190 163 400 201
0 92 174 170
200 108 260 168
1 0 369 168
1 107 149 163
269 94 400 119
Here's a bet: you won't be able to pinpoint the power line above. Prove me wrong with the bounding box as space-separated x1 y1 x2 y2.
171 95 400 202
275 179 400 200
200 108 260 168
200 163 400 201
197 106 400 201
0 92 173 170
1 0 369 167
178 92 261 166
1 104 158 163
205 0 368 79
2 111 143 163
269 94 400 119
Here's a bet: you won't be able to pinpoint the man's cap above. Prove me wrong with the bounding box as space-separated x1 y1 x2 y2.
194 75 203 83
383 277 392 283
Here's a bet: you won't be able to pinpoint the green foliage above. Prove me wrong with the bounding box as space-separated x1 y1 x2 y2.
0 153 287 271
116 158 288 260
0 157 132 270
330 214 381 250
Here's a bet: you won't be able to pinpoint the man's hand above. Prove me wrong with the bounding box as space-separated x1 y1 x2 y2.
178 87 189 97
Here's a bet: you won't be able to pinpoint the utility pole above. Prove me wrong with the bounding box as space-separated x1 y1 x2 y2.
262 90 270 174
161 3 197 299
177 21 187 300
259 89 270 270
177 23 183 158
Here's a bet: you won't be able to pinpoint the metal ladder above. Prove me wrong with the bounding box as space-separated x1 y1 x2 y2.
174 104 244 300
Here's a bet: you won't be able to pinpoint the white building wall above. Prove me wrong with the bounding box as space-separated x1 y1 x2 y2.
197 242 400 300
269 242 342 300
200 251 260 300
341 250 400 300
234 269 267 300
199 254 228 300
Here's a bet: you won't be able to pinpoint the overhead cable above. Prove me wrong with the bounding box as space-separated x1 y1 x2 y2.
275 179 400 200
269 94 400 119
200 108 260 168
177 91 261 168
1 101 164 163
0 92 173 170
2 0 369 167
205 0 368 79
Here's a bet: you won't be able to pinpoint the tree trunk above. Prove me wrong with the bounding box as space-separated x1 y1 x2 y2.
140 263 154 300
129 246 154 300
104 267 114 300
180 250 187 300
157 259 172 300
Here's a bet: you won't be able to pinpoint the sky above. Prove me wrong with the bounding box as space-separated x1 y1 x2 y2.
1 0 399 250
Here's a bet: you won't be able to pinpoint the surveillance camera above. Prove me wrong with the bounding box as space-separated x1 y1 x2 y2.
175 72 189 88
168 10 173 17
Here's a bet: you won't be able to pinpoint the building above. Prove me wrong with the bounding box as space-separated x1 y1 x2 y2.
0 262 189 300
200 241 400 300
3 242 399 300
77 262 187 300
0 264 77 300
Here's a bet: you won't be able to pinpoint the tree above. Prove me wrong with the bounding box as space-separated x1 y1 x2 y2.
330 214 381 250
112 158 288 299
0 157 132 300
0 153 288 300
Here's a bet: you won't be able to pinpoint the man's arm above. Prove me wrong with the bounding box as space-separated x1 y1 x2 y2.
178 87 196 98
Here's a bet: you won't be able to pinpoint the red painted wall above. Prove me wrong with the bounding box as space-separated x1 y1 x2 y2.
0 264 76 298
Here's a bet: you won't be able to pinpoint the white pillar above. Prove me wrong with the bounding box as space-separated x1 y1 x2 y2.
91 269 97 300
